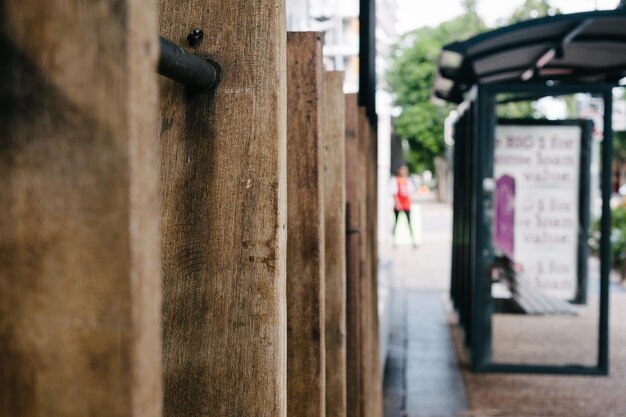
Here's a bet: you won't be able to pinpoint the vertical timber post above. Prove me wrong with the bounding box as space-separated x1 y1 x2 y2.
158 1 287 416
367 122 383 417
323 71 347 417
0 1 162 416
344 94 362 417
357 108 373 417
286 31 325 417
358 0 381 406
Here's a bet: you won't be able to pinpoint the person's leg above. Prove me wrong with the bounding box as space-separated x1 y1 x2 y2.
404 209 412 231
404 209 417 246
392 209 400 236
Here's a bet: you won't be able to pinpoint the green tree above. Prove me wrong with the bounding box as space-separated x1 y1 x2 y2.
497 99 535 119
496 0 561 118
505 0 559 24
388 0 562 172
387 9 486 172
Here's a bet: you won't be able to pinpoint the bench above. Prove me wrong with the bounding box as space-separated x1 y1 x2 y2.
492 257 577 316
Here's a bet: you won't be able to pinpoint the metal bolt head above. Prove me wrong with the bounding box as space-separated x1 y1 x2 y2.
187 28 203 47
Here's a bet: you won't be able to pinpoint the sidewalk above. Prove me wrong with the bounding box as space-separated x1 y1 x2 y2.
383 198 469 417
382 197 626 417
454 292 626 417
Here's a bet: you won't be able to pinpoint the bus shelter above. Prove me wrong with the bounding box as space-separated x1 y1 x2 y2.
434 10 626 375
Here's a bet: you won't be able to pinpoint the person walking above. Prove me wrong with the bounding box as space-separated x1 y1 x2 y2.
391 165 417 247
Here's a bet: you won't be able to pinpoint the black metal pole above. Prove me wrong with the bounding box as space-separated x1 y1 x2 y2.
598 87 612 374
359 0 376 123
158 36 220 90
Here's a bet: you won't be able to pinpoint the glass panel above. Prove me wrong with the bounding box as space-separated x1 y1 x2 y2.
484 92 603 367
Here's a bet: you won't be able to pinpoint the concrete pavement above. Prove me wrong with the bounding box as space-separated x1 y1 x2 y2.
382 198 468 417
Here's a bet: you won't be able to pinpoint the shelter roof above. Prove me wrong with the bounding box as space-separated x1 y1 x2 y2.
434 10 626 103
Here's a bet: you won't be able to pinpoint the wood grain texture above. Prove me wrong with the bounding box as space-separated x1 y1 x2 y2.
322 71 347 417
0 1 162 416
158 1 287 417
365 121 383 417
344 94 362 417
286 31 325 417
357 108 372 417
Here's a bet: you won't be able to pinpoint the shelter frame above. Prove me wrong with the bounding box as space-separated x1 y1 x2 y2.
451 82 612 376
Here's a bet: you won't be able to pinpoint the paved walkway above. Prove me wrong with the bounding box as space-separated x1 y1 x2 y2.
382 197 626 417
383 199 468 417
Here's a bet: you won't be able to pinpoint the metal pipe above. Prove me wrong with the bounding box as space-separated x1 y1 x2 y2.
158 36 220 90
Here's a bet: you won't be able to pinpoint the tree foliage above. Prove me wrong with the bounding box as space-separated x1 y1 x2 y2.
504 0 560 24
387 0 560 173
496 1 561 118
614 131 626 165
387 5 485 172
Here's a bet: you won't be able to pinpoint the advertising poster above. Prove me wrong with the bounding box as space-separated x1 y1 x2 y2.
493 124 582 300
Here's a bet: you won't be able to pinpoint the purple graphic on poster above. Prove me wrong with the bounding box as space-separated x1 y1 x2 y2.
494 174 515 259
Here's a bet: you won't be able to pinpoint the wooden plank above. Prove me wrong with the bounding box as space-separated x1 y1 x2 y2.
286 31 325 417
158 1 287 417
0 1 162 416
366 123 383 417
357 110 383 417
322 71 347 417
344 94 362 417
357 108 373 417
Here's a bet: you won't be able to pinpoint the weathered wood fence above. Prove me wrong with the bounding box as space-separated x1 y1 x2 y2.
0 2 381 417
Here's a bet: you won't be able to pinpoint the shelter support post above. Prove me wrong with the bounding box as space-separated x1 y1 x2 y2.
598 88 613 372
